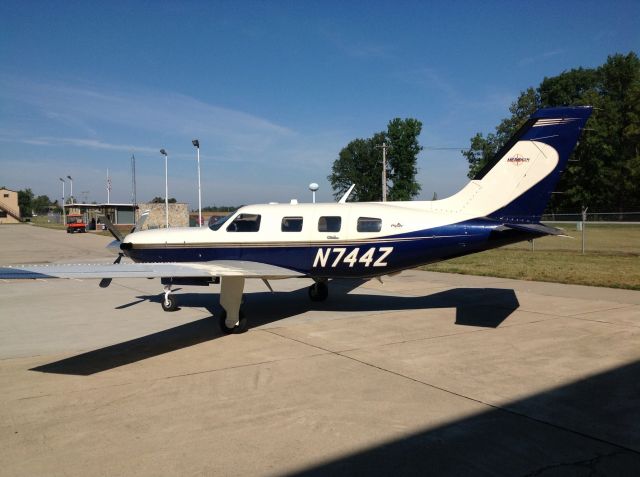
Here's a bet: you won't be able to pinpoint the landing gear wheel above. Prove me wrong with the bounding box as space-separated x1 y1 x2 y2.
161 294 178 312
308 281 329 302
219 308 247 334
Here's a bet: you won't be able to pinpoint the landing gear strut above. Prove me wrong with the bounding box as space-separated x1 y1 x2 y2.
161 284 178 312
308 280 328 302
218 276 248 334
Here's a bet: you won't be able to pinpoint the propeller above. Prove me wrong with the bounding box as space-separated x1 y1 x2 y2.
98 211 149 289
99 253 123 288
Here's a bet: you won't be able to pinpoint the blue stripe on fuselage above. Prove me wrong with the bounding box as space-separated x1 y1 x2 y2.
124 219 539 278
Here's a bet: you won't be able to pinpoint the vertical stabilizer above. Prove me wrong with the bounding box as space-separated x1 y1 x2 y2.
472 106 592 223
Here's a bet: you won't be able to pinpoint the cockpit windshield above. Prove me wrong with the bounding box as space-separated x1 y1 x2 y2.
209 213 233 231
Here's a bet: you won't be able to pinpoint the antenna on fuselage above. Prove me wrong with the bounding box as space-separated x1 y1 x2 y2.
338 184 355 204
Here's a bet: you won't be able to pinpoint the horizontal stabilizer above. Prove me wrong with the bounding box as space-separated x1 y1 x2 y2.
498 223 567 236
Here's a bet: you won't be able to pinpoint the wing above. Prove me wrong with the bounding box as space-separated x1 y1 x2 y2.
0 260 303 280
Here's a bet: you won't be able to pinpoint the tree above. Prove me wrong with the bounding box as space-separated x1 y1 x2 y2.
32 195 53 214
329 119 423 201
462 87 539 179
386 118 423 201
463 52 640 211
18 188 34 217
150 197 177 203
328 134 385 202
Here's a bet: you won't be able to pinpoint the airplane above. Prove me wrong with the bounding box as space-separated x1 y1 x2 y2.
0 106 592 334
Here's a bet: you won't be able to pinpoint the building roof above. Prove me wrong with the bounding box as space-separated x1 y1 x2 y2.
63 203 136 208
63 202 187 209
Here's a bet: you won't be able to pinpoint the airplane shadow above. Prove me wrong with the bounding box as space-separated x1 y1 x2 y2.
283 360 640 476
31 280 518 376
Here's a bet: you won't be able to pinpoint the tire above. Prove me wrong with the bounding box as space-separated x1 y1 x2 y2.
219 308 248 334
161 294 178 312
308 281 329 302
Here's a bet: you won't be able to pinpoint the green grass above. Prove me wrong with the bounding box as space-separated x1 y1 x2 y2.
422 224 640 290
29 218 66 230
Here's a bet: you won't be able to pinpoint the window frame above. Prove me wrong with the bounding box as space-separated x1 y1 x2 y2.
318 216 342 233
357 217 382 233
281 216 303 232
226 213 262 232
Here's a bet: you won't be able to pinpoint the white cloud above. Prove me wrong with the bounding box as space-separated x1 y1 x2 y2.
0 76 293 149
19 137 158 154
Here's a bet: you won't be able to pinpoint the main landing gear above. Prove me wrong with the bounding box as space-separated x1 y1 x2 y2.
218 276 247 334
308 279 328 302
159 277 330 335
159 277 248 334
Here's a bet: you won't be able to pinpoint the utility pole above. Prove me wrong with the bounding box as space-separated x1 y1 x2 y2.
106 169 111 204
375 142 390 201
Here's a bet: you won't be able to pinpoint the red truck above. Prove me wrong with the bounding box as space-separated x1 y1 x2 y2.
66 214 87 233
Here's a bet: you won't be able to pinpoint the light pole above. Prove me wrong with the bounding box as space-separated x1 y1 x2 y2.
66 175 73 203
59 177 66 225
192 139 202 227
309 183 319 203
160 149 169 228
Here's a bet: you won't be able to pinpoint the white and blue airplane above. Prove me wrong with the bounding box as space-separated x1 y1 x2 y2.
1 106 592 333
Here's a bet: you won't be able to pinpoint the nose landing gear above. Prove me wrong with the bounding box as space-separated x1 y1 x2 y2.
161 284 179 312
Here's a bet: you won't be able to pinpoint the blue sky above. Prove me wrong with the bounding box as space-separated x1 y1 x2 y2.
1 0 638 208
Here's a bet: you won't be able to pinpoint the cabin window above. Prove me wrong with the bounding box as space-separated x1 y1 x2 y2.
0 211 6 218
318 216 341 232
226 214 261 232
3 194 9 198
281 216 303 232
357 217 382 232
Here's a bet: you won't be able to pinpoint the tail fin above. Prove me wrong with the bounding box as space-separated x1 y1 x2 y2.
476 106 592 223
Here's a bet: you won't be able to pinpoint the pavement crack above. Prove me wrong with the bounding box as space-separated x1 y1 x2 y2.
523 450 632 476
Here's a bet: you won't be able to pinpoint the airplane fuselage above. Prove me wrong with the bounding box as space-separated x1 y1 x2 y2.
122 202 535 279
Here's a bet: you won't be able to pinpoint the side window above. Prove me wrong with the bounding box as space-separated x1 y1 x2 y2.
226 214 261 232
318 216 341 232
357 217 382 232
281 216 303 232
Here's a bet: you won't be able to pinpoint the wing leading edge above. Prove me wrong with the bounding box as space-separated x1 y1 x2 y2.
0 260 303 280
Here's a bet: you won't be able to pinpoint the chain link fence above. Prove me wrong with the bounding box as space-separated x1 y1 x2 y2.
508 211 640 255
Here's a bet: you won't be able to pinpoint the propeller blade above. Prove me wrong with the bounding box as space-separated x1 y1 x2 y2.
130 210 150 234
98 253 123 288
100 215 123 242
